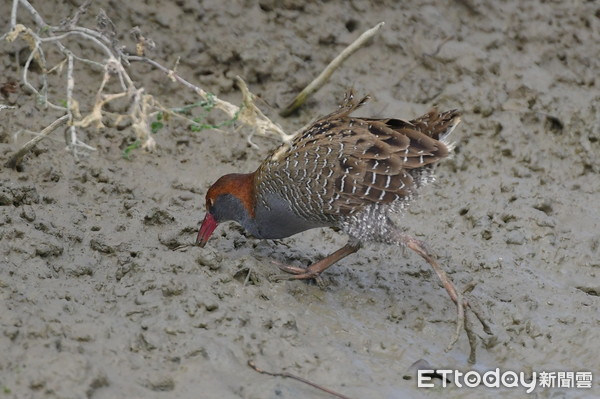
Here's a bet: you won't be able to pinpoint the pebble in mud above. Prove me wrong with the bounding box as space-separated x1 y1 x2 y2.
143 375 175 392
34 240 63 258
0 188 12 206
158 228 190 249
12 185 41 205
89 236 116 254
196 247 223 270
0 184 40 206
161 279 187 297
19 206 36 222
144 207 175 226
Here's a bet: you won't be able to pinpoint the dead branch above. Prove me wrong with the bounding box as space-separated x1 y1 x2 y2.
3 0 291 168
279 21 385 117
247 360 354 399
127 56 289 147
4 114 69 169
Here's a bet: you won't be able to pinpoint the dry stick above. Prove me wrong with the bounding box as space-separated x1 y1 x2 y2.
65 52 80 156
15 27 57 111
129 57 236 115
422 36 453 58
14 4 135 109
235 76 295 146
387 36 454 91
152 99 229 136
8 11 148 156
4 115 69 169
62 0 92 28
8 0 291 166
127 55 240 118
17 0 45 28
127 55 290 144
247 361 355 399
279 21 385 117
9 0 18 28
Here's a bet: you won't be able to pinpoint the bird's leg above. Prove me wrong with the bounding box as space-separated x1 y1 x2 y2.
395 233 491 363
275 242 361 281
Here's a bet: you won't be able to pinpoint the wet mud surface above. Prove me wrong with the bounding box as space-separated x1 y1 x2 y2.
1 1 599 398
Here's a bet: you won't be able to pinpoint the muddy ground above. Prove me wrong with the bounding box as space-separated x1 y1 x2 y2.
1 1 599 398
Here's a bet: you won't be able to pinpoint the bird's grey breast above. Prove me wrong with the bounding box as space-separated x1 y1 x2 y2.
251 191 330 239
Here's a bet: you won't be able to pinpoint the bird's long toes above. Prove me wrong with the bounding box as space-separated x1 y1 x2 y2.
276 263 311 275
464 297 493 336
268 260 325 285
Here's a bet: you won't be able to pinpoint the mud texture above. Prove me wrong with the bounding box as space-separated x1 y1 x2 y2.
1 1 599 398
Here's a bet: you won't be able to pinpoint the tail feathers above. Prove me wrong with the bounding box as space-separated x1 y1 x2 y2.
439 110 461 151
410 109 461 152
327 89 371 119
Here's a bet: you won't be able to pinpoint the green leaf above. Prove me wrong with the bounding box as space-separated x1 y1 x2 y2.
122 140 141 160
151 121 163 134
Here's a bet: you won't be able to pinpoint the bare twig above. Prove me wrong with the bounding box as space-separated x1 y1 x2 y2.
395 36 454 84
127 55 239 119
4 114 69 169
9 0 18 30
16 0 46 28
61 0 92 28
279 21 385 117
4 0 293 167
127 55 290 144
152 100 227 136
422 36 454 58
247 360 354 399
39 30 115 59
235 76 292 146
7 25 64 111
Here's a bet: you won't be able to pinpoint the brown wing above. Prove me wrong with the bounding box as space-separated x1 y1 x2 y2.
325 114 456 214
256 94 460 218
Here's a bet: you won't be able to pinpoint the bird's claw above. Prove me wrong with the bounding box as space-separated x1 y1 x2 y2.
276 264 312 275
270 261 326 287
445 293 492 364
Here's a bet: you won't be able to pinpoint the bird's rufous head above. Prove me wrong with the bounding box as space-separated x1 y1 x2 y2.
196 173 256 247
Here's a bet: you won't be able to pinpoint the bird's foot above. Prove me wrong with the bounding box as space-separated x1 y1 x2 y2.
445 289 492 364
400 235 492 364
270 260 326 287
269 244 360 288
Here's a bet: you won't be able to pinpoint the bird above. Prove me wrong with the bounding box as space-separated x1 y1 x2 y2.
197 92 490 357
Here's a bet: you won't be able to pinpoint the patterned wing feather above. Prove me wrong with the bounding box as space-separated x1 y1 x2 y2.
256 95 460 219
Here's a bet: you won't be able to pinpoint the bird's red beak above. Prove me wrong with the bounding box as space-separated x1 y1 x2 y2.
196 213 218 247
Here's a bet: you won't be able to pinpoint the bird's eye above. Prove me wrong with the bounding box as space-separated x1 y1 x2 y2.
207 198 214 209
